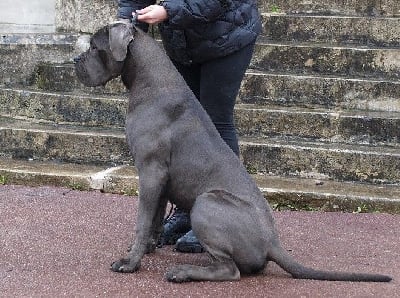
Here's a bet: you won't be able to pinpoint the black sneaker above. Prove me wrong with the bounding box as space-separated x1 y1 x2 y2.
158 208 191 246
175 230 204 253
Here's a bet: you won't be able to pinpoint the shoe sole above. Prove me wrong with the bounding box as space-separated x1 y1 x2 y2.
158 232 186 246
175 242 204 253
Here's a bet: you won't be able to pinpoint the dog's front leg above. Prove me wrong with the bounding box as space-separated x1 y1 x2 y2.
148 196 168 252
111 164 168 273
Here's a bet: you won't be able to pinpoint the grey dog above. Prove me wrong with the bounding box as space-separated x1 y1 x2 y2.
74 21 391 283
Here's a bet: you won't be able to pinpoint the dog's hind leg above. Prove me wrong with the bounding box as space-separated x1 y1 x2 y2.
165 258 240 282
166 190 267 282
165 191 242 282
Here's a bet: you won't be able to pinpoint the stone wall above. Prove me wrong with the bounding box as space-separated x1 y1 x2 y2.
55 0 118 33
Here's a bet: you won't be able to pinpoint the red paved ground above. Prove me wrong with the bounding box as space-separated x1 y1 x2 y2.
0 185 399 297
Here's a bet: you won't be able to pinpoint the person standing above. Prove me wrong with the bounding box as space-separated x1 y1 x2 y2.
118 0 262 253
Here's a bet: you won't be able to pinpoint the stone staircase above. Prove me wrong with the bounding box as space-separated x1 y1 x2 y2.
0 0 399 213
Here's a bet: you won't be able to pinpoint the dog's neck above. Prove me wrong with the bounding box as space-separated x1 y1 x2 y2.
121 30 183 92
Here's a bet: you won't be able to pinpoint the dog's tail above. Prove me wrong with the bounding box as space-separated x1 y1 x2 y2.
268 245 392 282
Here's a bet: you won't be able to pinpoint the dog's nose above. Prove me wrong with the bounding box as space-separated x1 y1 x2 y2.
73 56 81 64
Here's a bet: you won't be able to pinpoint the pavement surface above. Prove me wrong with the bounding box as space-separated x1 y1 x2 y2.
0 184 399 298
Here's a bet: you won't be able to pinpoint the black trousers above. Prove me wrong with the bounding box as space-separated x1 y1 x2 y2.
172 42 256 156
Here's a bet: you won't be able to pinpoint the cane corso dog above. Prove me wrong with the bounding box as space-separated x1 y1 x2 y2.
74 21 391 283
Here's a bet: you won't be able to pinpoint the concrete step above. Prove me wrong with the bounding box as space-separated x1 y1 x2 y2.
1 157 399 214
0 158 138 195
1 116 399 184
0 116 130 166
251 40 400 80
259 0 400 16
34 63 126 94
26 63 400 113
53 0 400 35
54 0 400 34
0 33 79 87
261 14 400 46
240 136 400 184
239 71 400 112
34 38 400 94
0 87 128 128
235 105 400 146
2 87 399 146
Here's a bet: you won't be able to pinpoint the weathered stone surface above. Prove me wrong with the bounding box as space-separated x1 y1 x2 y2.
254 173 400 214
1 117 399 184
251 41 400 79
240 137 400 184
23 62 400 113
239 72 400 112
1 157 400 213
0 117 130 166
35 63 126 93
262 14 400 46
55 0 118 33
259 0 400 16
0 34 78 86
234 105 400 146
35 63 82 92
2 88 398 146
0 88 127 127
51 0 400 30
0 158 139 194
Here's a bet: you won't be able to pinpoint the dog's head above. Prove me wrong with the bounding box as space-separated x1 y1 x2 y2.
74 21 135 87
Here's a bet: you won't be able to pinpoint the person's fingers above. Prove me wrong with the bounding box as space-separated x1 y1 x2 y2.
135 6 167 24
135 6 152 14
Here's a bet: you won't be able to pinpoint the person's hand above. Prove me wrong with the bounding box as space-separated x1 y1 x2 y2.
135 5 168 24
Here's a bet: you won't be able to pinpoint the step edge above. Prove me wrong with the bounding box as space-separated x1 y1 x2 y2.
1 159 399 213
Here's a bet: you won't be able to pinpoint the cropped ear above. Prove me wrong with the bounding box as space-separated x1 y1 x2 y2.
109 21 134 61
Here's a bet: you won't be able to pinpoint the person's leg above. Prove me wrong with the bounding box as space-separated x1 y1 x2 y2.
172 62 201 100
173 41 256 152
197 41 256 156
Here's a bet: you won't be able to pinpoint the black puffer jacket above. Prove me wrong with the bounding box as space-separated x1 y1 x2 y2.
118 0 262 65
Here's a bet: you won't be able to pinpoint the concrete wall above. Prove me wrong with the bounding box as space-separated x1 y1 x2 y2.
0 0 117 34
0 0 56 33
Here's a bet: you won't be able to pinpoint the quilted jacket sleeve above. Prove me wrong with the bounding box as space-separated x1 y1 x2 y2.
160 0 227 28
118 0 156 31
118 0 156 19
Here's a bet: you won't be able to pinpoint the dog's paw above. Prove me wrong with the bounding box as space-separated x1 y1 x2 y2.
110 258 141 273
165 266 191 283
